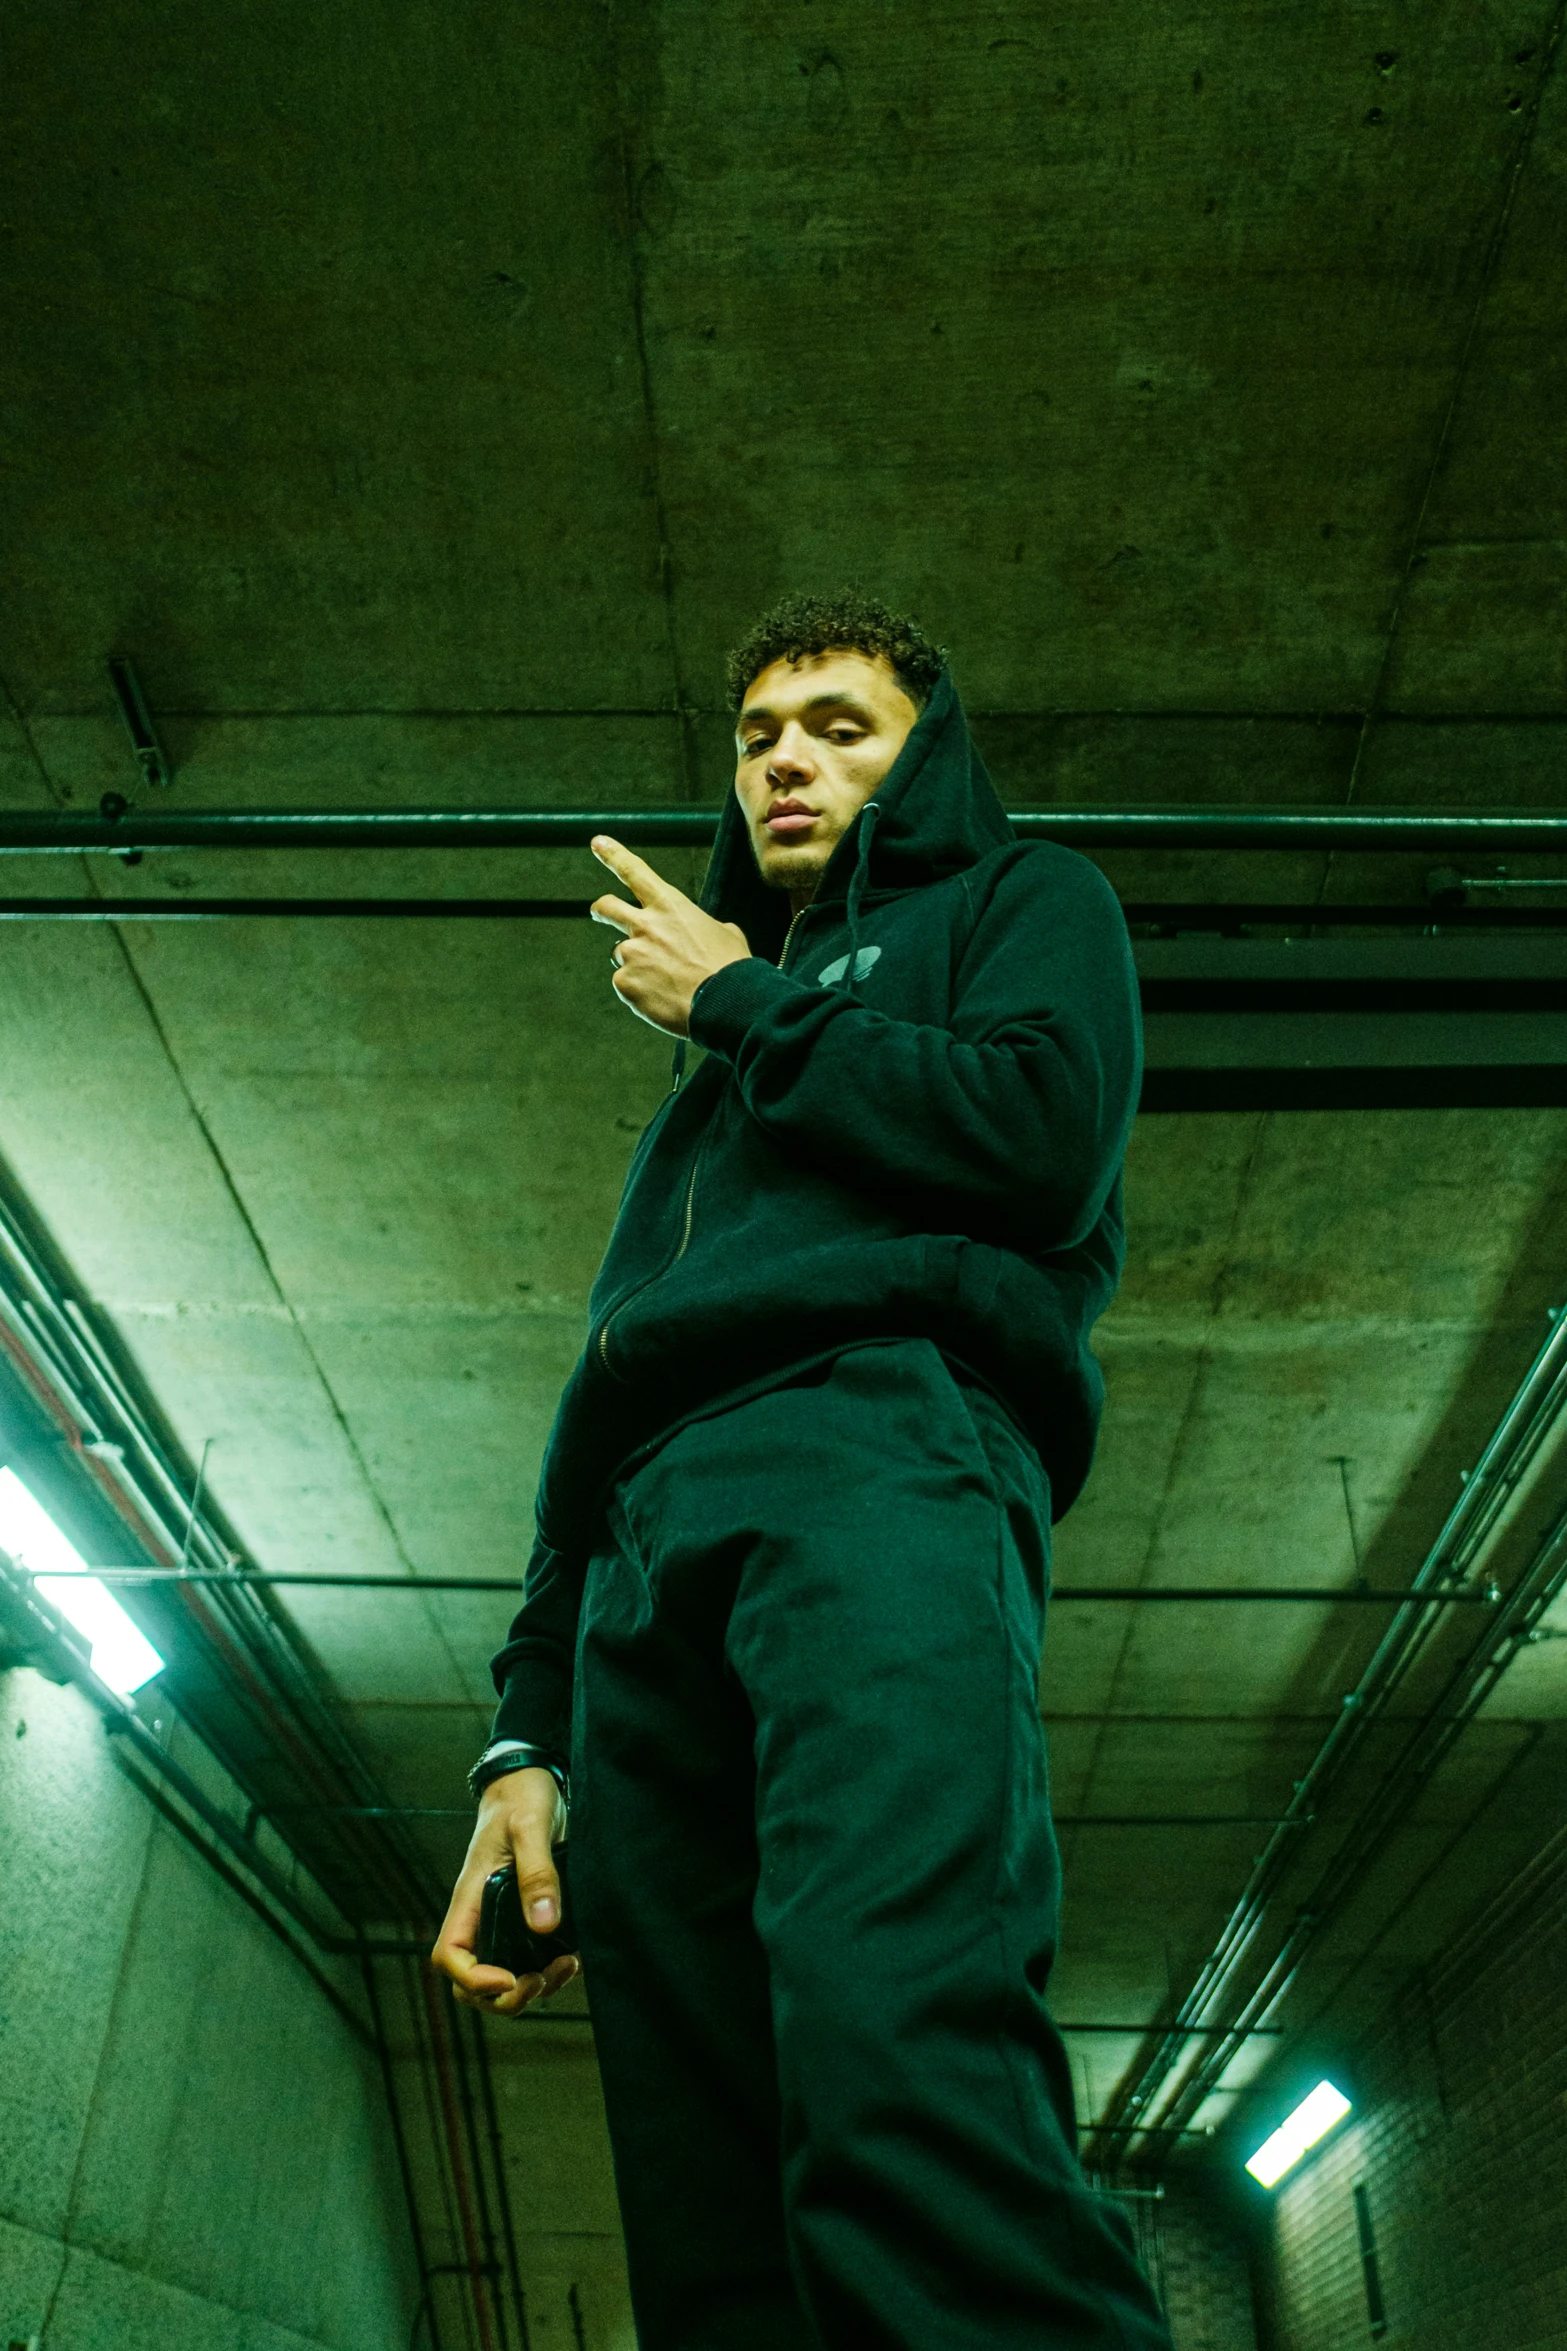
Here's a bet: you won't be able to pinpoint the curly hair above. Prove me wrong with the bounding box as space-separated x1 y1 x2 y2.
723 590 948 713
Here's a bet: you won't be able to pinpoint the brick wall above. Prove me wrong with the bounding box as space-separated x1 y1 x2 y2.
1099 2177 1261 2351
1256 1824 1567 2351
1161 2178 1264 2351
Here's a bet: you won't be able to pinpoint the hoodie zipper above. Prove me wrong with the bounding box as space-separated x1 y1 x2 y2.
780 903 818 973
596 903 820 1378
596 1128 706 1375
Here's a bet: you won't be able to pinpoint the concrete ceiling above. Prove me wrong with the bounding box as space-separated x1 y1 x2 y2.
3 0 1566 2153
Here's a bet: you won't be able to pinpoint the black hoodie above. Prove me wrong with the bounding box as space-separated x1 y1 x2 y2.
489 671 1142 1753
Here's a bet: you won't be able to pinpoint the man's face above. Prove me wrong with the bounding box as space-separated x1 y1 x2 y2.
734 649 920 900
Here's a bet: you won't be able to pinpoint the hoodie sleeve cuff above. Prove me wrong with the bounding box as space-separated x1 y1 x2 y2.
488 1663 570 1751
689 956 802 1057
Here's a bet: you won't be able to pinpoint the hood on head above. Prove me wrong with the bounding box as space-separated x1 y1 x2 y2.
700 669 1016 959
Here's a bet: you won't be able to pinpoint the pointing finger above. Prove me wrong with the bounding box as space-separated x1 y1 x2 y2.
591 835 678 909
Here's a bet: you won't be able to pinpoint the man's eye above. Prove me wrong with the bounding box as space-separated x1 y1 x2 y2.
742 739 771 757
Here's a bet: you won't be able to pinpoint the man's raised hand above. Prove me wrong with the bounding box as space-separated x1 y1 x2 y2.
590 836 750 1035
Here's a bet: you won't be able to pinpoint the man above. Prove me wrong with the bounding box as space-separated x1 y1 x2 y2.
433 593 1171 2350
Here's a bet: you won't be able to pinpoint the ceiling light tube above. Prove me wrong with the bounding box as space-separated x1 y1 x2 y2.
0 1466 164 1696
1245 2081 1353 2188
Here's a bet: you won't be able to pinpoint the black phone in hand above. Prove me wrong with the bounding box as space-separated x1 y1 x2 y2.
477 1848 576 1977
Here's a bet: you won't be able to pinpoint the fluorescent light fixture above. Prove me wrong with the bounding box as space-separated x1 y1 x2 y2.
0 1465 164 1696
1245 2080 1353 2187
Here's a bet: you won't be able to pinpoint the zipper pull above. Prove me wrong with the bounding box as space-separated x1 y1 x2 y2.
781 907 809 972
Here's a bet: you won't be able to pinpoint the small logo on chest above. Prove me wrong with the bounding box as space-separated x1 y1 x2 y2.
816 945 882 986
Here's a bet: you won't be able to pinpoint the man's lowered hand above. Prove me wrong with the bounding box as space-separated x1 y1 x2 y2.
590 836 750 1036
431 1766 578 2018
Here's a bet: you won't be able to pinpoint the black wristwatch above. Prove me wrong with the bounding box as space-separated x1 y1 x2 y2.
467 1739 569 1805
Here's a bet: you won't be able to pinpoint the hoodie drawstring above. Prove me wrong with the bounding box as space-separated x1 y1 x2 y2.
840 802 880 993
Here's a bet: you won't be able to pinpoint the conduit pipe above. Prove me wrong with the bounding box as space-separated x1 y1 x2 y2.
467 2010 532 2351
418 1968 503 2351
513 2014 1282 2038
0 897 1563 927
1159 1497 1567 2142
2 806 1567 854
0 1178 443 1923
54 1566 1507 1604
359 1954 445 2351
253 1803 1305 1828
1091 1307 1567 2165
0 1553 402 1945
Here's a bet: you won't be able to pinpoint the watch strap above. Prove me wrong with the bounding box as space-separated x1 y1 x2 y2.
468 1739 569 1804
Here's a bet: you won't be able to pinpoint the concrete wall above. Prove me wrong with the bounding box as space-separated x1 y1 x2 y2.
0 1664 417 2351
1256 1826 1567 2351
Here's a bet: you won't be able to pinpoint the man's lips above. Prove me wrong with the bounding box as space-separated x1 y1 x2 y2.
765 800 818 838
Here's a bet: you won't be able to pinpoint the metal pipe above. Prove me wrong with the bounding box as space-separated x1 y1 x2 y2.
1172 1504 1567 2130
4 806 1567 854
1090 1306 1567 2163
1259 1722 1543 2090
418 1969 502 2351
514 2013 1282 2037
51 1567 1504 1604
444 1994 509 2351
1078 2123 1212 2138
360 1949 444 2351
1 1560 432 1991
251 1803 1303 1832
106 657 172 790
0 897 595 919
0 1559 353 1949
467 2010 532 2351
0 1178 445 1925
110 1751 377 2047
1052 1586 1499 1604
1059 2022 1284 2037
105 1710 356 1945
0 895 1565 927
1 1559 440 1951
1055 1815 1308 1828
1126 903 1567 930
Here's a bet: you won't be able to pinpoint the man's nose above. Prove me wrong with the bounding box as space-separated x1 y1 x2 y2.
767 724 816 784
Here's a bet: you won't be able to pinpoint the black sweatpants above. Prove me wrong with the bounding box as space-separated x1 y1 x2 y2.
570 1338 1172 2351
